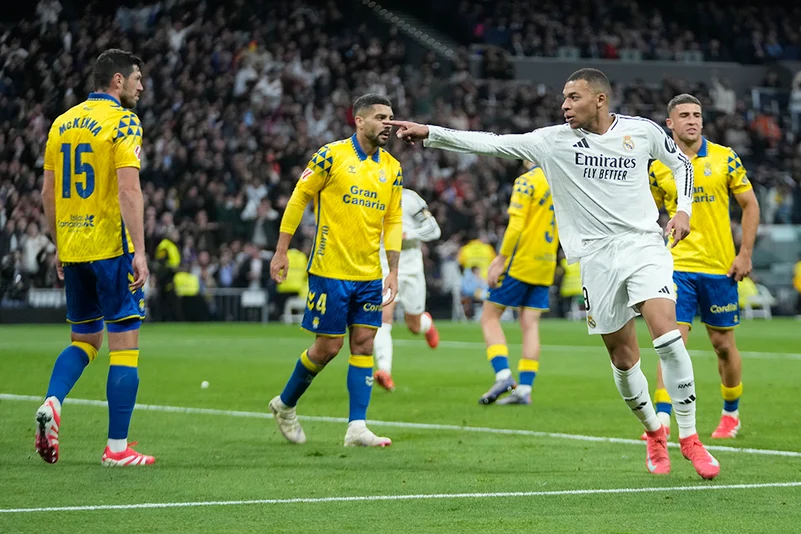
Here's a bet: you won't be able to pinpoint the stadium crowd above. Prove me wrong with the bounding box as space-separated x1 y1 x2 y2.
2 0 801 317
404 0 801 63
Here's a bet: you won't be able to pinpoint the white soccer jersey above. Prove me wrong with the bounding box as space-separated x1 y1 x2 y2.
425 115 694 263
381 188 442 276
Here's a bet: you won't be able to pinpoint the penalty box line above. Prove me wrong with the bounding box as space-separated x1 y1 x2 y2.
1 482 801 514
2 394 801 459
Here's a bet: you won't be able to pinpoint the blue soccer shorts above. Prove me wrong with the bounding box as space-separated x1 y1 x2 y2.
63 253 146 333
302 274 383 336
486 273 550 310
674 271 739 329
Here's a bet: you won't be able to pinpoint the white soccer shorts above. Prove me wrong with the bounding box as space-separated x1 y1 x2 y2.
396 270 427 315
381 261 427 316
579 232 676 335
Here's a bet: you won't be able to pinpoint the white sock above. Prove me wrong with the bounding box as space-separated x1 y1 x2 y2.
496 368 513 381
374 323 393 373
657 411 671 429
723 409 739 418
348 419 366 430
611 360 662 432
418 313 432 334
653 330 697 439
107 438 128 453
515 384 532 397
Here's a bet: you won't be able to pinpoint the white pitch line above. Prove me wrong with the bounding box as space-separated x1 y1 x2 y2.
3 394 800 458
1 481 800 514
387 339 801 361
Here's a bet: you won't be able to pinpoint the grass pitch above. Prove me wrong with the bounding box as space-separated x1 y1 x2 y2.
1 319 800 533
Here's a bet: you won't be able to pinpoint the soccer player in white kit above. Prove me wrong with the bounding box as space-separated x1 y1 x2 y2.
385 68 720 480
374 187 442 391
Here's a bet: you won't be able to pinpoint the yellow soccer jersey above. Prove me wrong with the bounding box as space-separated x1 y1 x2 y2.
650 137 752 274
44 93 142 263
283 134 403 281
458 240 496 279
499 167 558 285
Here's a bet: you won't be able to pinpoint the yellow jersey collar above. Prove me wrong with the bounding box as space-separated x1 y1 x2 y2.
350 134 380 163
696 137 709 158
87 92 121 105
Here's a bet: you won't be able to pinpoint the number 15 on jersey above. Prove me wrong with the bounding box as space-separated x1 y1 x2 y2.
60 143 95 199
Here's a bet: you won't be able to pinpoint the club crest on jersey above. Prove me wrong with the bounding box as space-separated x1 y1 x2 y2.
312 317 320 329
300 168 313 181
134 145 141 161
348 165 357 174
378 169 387 183
704 163 712 176
622 136 635 151
587 315 596 328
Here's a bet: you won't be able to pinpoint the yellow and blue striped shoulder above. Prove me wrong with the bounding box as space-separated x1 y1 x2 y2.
113 111 142 142
514 167 545 196
310 144 336 175
704 140 744 175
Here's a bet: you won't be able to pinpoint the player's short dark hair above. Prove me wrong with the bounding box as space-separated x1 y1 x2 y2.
353 94 392 118
93 49 143 91
667 94 702 115
566 68 611 96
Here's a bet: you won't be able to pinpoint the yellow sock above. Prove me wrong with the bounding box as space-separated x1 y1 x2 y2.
71 341 98 362
109 349 139 368
300 350 325 373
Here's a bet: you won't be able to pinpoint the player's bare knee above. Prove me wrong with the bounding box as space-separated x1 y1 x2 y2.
609 347 639 370
313 336 344 362
519 309 540 331
347 327 376 356
639 298 678 339
603 330 639 370
708 330 734 360
106 319 141 352
480 303 500 329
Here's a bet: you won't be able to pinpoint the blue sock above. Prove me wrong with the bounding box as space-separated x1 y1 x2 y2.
280 350 324 407
518 359 539 387
107 350 140 440
347 355 374 422
46 342 98 404
487 344 510 375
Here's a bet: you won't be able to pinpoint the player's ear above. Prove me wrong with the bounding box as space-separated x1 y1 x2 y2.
596 92 605 109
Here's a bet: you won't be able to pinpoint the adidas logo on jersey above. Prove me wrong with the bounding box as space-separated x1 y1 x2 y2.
658 286 671 295
573 138 590 149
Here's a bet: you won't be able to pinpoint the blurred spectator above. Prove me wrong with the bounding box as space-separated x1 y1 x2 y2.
791 70 801 134
19 221 54 283
434 0 801 64
273 240 310 320
460 266 488 321
710 77 736 116
794 255 801 316
458 232 496 280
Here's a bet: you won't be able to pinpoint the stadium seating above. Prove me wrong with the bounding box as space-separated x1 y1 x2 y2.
1 0 800 318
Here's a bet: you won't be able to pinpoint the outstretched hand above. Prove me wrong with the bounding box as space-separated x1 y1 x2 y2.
383 121 430 145
666 211 690 249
